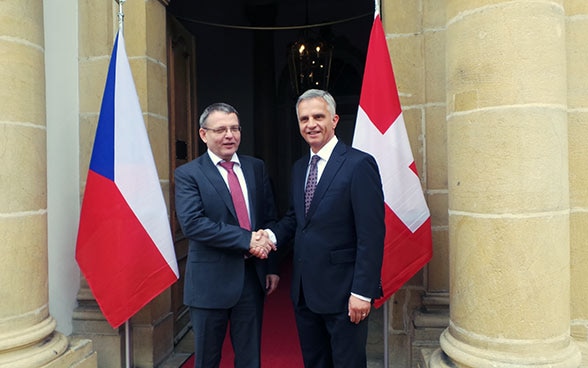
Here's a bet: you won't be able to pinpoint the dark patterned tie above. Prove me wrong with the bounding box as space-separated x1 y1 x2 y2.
304 155 320 215
220 161 251 230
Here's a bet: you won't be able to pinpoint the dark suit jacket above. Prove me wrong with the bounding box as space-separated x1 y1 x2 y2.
272 140 385 314
174 153 277 309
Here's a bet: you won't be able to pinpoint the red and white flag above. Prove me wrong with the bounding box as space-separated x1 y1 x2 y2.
76 30 179 328
353 14 433 308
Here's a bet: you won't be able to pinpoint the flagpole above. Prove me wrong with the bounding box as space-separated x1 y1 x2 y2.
116 3 132 366
372 0 390 364
125 320 132 368
117 0 125 34
383 301 389 367
374 1 387 366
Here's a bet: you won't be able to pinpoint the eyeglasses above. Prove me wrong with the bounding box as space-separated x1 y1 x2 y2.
202 126 242 135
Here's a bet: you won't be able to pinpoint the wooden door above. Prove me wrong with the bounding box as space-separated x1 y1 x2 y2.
167 15 198 340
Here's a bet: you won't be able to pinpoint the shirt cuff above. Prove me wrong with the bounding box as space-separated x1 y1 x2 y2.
351 293 371 302
264 229 277 244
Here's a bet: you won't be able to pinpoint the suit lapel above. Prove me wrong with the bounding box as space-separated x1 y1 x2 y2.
200 153 237 220
305 141 347 220
293 155 309 224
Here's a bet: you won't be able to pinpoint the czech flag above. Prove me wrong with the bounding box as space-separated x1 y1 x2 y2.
76 30 179 328
352 14 433 308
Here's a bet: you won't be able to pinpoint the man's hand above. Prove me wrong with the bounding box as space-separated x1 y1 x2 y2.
265 274 280 295
348 294 371 324
249 230 276 259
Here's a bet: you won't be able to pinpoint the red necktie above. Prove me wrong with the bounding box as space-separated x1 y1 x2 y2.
220 161 251 230
304 155 320 215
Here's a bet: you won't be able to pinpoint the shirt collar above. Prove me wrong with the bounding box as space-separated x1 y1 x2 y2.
208 150 240 166
309 136 338 163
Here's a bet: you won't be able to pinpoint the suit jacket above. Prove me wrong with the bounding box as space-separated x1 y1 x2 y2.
273 140 385 314
174 153 277 309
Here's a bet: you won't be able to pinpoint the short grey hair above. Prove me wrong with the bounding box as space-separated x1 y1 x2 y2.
295 89 337 119
199 102 239 128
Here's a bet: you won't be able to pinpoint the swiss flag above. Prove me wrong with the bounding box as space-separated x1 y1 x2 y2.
352 14 433 308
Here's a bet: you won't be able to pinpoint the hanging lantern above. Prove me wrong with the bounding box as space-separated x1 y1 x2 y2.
288 36 333 95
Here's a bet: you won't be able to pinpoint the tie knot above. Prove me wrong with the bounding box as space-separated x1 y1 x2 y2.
310 155 320 166
220 161 235 172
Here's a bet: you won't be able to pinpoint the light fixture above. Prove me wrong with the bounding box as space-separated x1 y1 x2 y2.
287 2 333 95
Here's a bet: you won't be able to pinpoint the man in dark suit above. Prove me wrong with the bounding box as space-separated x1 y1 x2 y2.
270 89 385 368
174 102 279 368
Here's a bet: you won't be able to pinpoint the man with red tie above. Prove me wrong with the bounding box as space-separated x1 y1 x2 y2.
174 102 278 368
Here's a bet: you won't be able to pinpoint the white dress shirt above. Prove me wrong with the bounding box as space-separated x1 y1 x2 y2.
207 150 251 218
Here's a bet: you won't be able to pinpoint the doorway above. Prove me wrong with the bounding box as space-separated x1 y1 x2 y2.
165 0 373 343
167 0 372 212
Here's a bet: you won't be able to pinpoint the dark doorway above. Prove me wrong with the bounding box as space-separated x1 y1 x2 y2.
166 0 373 215
165 0 376 353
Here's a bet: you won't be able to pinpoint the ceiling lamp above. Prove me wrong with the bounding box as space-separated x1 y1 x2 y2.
287 1 333 96
288 36 333 96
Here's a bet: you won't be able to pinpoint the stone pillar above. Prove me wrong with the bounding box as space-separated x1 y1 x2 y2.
567 0 588 361
430 0 581 367
0 1 96 367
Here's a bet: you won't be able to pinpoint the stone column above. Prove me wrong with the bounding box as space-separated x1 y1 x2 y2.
430 0 581 367
567 0 588 361
0 1 95 367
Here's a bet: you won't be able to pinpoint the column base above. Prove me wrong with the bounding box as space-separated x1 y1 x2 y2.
0 332 95 368
0 311 95 368
0 331 67 368
431 327 582 368
428 348 458 368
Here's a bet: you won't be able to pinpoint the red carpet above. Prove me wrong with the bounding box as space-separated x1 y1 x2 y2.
181 259 303 367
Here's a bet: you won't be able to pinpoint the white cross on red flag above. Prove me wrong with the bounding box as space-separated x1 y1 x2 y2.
352 14 433 308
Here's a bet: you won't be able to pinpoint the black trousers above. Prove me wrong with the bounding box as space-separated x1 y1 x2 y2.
190 261 264 368
294 284 369 368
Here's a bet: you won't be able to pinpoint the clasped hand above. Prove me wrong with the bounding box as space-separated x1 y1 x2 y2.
249 230 276 259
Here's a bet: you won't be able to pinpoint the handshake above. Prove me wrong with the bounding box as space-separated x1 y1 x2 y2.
249 229 277 259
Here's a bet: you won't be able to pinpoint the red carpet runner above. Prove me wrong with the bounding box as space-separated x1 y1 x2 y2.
181 260 303 367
